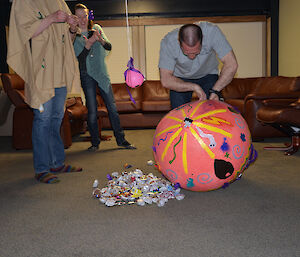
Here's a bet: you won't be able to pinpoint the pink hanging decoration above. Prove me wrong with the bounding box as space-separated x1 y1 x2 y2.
124 57 145 88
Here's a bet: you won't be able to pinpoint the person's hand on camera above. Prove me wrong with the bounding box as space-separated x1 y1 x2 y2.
85 30 100 49
97 31 105 44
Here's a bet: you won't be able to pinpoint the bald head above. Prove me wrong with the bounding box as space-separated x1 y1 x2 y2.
178 24 203 47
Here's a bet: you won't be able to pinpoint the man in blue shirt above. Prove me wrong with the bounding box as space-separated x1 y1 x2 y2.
159 22 238 108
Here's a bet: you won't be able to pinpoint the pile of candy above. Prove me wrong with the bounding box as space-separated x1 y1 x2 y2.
92 168 185 207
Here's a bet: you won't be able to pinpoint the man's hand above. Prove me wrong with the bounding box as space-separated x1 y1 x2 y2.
32 10 69 38
209 92 219 101
49 10 68 23
160 68 207 100
67 15 79 32
193 84 207 101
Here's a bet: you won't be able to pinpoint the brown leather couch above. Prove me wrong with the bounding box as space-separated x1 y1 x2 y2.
100 80 172 129
3 73 299 148
222 76 300 140
1 73 87 149
100 76 300 141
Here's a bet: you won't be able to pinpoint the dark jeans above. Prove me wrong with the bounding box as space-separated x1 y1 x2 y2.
170 74 219 109
80 71 125 146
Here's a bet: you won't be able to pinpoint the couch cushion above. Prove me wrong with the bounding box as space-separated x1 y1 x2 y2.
142 80 170 101
142 100 171 112
141 81 171 111
111 83 142 112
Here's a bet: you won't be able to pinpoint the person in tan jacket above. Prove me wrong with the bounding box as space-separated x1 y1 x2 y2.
7 0 83 183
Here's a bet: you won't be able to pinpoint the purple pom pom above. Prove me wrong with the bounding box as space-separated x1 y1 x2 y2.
174 183 181 189
222 182 230 189
88 10 94 20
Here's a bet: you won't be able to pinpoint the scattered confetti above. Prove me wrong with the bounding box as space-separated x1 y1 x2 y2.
124 163 132 169
92 168 185 207
147 160 154 166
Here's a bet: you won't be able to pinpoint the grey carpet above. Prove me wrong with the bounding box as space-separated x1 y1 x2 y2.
0 129 299 257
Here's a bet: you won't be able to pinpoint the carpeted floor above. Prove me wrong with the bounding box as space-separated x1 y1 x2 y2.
0 129 299 257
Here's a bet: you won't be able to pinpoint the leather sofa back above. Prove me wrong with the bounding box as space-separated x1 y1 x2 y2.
142 80 171 111
111 83 143 112
222 77 260 99
142 80 169 101
223 76 300 100
109 81 171 112
254 76 300 94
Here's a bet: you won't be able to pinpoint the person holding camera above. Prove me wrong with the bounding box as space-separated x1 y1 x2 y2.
73 3 135 151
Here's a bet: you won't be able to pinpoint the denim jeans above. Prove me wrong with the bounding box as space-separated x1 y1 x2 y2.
80 71 125 146
32 87 67 174
170 74 219 109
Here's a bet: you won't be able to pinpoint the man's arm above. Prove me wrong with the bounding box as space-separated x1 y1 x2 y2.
160 68 207 100
209 50 238 100
31 10 68 38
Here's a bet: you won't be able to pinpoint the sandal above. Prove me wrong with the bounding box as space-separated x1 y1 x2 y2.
35 172 60 184
50 165 83 173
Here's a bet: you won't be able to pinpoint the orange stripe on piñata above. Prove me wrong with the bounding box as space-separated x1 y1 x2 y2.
156 124 181 138
193 122 232 138
190 101 206 118
166 116 182 123
181 108 186 118
193 109 227 121
189 127 215 159
182 132 188 174
161 128 183 161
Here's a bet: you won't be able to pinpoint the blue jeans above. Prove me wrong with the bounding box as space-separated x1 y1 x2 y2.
80 71 125 146
170 74 219 109
32 87 67 174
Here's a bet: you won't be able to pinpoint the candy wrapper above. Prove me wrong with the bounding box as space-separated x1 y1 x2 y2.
92 168 185 207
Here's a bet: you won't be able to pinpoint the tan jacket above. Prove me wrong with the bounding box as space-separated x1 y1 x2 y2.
7 0 81 109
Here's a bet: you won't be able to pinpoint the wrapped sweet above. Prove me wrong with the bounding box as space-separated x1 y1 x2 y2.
92 168 185 207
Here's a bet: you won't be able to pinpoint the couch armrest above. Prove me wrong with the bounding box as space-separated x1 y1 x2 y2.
1 73 27 108
261 98 300 109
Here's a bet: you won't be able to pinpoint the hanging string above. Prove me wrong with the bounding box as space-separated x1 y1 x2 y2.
125 0 132 59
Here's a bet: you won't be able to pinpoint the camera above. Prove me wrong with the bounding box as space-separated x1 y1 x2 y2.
87 30 94 39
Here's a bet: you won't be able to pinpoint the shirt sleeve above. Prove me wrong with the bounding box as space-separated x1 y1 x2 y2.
158 36 177 72
209 24 232 59
95 24 110 44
